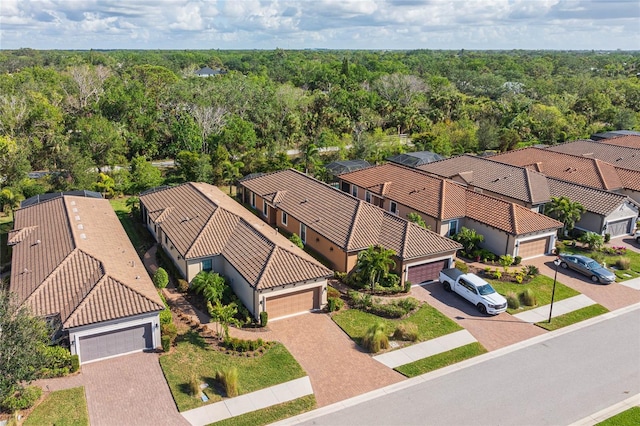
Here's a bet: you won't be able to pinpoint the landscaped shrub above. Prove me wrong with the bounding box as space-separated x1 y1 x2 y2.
153 267 169 289
455 260 469 273
189 374 201 398
404 280 412 293
161 322 177 350
327 286 340 299
327 297 344 312
514 273 524 284
260 311 268 327
334 271 347 281
396 297 419 312
506 292 520 309
370 303 406 318
520 288 537 306
1 386 42 412
70 355 80 373
39 345 73 378
348 291 372 310
362 323 389 353
616 257 631 270
604 233 611 243
177 279 189 293
216 367 239 397
393 323 418 341
591 252 605 264
493 269 502 280
161 335 172 352
289 233 304 249
159 307 172 325
513 256 522 265
522 265 539 277
499 255 514 272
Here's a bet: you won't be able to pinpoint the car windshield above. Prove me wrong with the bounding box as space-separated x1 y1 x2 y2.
585 260 601 270
477 284 496 295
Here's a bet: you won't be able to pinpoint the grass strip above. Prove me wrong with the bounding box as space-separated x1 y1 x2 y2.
536 304 609 331
209 395 316 426
24 387 89 426
596 406 640 426
394 342 487 378
490 274 579 314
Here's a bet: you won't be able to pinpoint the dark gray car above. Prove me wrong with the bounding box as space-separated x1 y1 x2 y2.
558 253 616 284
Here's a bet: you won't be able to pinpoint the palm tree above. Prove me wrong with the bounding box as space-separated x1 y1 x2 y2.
208 301 241 340
221 160 244 195
301 143 319 175
544 196 586 236
0 188 22 218
357 245 396 292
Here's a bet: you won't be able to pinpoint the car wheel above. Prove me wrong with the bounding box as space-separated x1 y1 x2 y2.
560 262 568 269
477 303 487 314
591 275 599 283
443 282 452 292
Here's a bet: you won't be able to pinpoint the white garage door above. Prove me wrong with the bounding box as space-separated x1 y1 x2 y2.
607 219 632 237
79 323 153 363
266 288 318 319
407 260 449 284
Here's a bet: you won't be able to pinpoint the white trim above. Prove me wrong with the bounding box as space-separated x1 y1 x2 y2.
300 223 307 243
390 201 398 215
281 211 288 226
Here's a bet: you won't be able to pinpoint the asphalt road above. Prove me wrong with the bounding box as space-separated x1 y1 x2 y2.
298 307 640 426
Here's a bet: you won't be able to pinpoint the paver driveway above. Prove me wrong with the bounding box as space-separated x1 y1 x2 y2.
264 312 404 407
411 282 546 351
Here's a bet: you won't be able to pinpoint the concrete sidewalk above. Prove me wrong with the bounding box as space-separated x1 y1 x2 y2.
619 276 640 290
513 294 596 323
372 330 477 369
181 377 313 426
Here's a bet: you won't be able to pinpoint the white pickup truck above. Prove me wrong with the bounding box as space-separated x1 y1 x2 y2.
439 268 508 315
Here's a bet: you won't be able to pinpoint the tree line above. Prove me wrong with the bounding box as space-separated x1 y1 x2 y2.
1 48 639 203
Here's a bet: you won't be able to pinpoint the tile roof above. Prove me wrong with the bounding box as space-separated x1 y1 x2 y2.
240 169 462 259
9 196 164 329
599 135 640 149
140 183 331 290
490 147 626 190
340 163 561 235
417 154 551 205
547 139 640 172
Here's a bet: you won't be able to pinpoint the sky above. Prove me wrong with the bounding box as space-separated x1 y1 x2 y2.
1 0 639 51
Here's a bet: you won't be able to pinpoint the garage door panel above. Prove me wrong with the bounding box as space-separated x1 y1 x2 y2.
407 260 448 284
266 288 317 319
518 237 549 259
79 323 153 363
607 219 631 237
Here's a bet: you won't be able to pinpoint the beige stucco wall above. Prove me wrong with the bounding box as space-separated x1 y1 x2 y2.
604 202 639 234
464 219 513 256
575 211 605 235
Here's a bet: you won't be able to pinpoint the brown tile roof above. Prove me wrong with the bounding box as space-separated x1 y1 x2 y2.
340 163 561 236
547 139 640 172
140 183 331 290
9 196 164 329
600 135 640 149
418 155 551 205
490 147 625 190
240 169 462 259
546 178 638 216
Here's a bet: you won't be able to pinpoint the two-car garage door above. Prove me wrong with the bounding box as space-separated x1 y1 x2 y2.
266 288 319 320
607 219 632 238
79 323 153 363
407 260 449 284
517 237 550 260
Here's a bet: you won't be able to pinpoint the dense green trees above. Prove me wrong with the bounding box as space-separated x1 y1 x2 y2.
0 49 638 200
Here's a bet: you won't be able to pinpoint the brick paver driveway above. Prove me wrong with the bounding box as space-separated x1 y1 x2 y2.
527 255 640 311
37 352 187 426
411 283 546 351
265 312 404 407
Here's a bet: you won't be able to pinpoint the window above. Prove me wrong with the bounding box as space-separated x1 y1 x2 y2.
164 235 168 245
262 201 268 217
341 181 350 193
300 223 307 244
202 259 212 272
281 211 288 226
251 192 256 208
351 185 358 197
447 220 458 237
390 201 398 215
365 191 371 203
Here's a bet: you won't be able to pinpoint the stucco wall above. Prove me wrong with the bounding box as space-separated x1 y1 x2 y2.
464 219 512 256
575 211 605 234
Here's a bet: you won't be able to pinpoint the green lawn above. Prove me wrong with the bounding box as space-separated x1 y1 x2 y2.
209 395 316 426
394 342 488 377
24 387 89 426
536 304 609 331
332 303 462 346
562 245 640 281
160 330 306 412
109 198 155 258
490 275 580 314
597 406 640 426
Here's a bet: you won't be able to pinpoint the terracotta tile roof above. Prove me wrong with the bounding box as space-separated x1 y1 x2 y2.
547 139 640 172
546 178 638 216
240 169 462 259
417 155 551 205
340 163 561 236
490 147 624 190
9 196 164 328
599 135 640 149
616 168 640 191
140 183 331 289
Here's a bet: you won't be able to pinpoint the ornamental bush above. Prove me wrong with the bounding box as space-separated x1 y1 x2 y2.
506 292 520 310
521 289 537 307
216 367 239 397
1 386 42 412
362 323 389 353
153 267 169 289
393 323 418 342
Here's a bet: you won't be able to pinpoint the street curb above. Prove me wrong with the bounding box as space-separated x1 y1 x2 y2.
271 302 640 425
568 393 640 425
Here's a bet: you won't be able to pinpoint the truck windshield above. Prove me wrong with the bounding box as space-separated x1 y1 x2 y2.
477 284 496 295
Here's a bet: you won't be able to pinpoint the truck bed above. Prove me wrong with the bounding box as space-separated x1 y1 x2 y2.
440 268 465 281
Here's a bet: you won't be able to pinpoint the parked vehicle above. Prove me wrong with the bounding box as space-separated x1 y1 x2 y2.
439 268 507 315
557 253 616 284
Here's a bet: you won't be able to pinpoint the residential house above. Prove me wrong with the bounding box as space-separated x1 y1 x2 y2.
546 139 640 172
338 163 562 259
489 147 640 203
387 151 445 168
195 66 226 77
139 182 332 320
598 135 640 149
239 169 462 285
591 130 640 141
419 155 639 238
9 194 164 364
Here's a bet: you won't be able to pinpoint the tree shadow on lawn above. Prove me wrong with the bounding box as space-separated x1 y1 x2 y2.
175 329 210 350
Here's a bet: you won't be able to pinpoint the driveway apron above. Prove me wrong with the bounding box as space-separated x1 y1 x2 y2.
411 283 546 351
